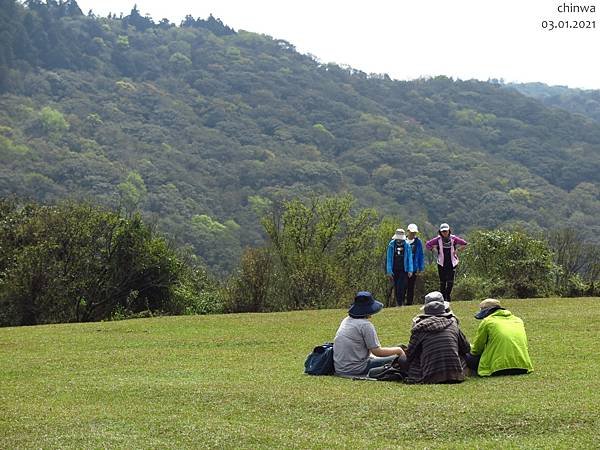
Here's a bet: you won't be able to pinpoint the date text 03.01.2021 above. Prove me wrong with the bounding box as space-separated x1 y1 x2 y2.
541 20 596 30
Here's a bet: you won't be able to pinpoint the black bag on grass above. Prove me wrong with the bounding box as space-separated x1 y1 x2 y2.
368 355 407 381
304 342 335 375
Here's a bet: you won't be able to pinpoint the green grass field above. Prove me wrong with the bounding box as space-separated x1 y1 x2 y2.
1 297 599 449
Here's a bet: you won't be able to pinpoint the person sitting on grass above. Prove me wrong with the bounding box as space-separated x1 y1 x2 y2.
465 299 534 377
412 291 455 325
333 291 405 378
405 300 470 384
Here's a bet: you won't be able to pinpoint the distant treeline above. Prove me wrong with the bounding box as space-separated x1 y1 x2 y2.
509 82 600 124
1 196 598 327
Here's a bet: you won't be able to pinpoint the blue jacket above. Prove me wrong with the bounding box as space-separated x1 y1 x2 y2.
386 239 414 275
410 237 425 272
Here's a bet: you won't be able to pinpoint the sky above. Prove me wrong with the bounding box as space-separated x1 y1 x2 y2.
76 0 600 89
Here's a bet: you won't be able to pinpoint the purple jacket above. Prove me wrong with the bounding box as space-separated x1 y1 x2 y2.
425 235 468 267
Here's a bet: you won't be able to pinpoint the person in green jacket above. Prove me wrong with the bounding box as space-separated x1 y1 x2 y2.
466 299 534 376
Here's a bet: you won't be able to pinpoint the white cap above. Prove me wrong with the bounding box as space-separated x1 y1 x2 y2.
439 223 450 232
407 223 419 233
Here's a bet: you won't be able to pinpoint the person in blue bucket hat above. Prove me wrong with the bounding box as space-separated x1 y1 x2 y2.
333 291 406 377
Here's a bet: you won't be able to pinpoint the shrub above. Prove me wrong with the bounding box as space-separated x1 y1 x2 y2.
171 266 223 315
562 273 588 297
180 290 225 315
0 199 212 326
420 263 441 300
452 274 489 301
224 247 273 313
460 229 559 298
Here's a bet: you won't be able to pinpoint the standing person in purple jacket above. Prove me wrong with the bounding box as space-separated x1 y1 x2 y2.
425 223 467 302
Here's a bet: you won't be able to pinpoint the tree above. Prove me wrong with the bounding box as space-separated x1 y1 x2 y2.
118 171 147 215
123 5 154 32
260 194 379 310
224 247 272 312
168 52 192 73
39 105 69 136
547 229 600 295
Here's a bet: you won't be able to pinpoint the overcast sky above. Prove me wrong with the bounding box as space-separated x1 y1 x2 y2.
76 0 600 89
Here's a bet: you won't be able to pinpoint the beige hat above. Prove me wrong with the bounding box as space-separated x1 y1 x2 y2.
479 298 501 309
475 298 503 319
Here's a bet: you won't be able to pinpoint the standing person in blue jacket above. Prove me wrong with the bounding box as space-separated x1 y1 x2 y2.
386 228 414 307
405 223 425 306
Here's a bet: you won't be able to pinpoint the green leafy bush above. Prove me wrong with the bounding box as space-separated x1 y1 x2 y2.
460 229 559 298
452 274 490 301
0 199 216 326
224 247 273 313
420 263 442 300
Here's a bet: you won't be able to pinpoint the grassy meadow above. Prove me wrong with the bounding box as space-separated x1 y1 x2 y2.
1 297 599 449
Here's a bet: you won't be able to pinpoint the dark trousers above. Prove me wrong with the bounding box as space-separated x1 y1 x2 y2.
405 273 417 305
438 264 455 302
465 353 529 376
393 272 408 306
465 353 480 372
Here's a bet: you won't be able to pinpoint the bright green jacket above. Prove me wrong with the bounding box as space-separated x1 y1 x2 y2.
470 309 534 376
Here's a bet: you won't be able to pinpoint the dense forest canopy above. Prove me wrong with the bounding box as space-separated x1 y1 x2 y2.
1 0 600 274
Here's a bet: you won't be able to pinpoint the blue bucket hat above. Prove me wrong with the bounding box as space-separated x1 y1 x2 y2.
348 291 383 318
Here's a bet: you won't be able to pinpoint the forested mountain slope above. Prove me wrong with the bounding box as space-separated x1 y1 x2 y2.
1 0 599 273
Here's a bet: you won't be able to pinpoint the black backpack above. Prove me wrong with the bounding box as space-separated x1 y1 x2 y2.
304 342 335 375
